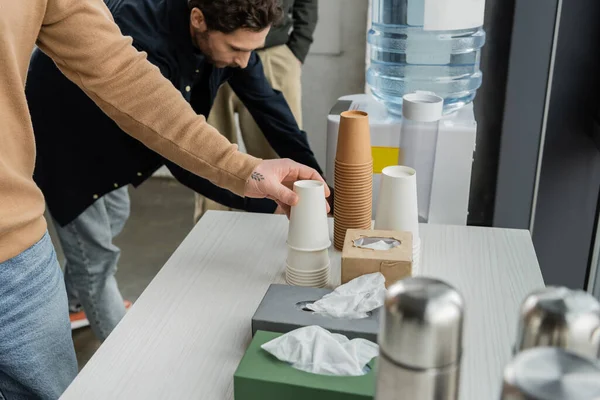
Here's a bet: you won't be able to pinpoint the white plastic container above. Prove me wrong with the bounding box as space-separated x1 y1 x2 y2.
287 180 331 251
400 91 444 223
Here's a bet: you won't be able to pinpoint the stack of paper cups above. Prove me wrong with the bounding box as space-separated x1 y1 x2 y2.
374 166 421 274
286 180 331 287
333 111 373 250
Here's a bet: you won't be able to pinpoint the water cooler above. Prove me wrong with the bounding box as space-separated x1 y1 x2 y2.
326 94 476 225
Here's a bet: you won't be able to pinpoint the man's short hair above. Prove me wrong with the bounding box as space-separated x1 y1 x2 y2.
188 0 283 33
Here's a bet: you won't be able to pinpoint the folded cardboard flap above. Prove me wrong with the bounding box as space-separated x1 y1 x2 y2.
342 229 413 287
234 330 376 400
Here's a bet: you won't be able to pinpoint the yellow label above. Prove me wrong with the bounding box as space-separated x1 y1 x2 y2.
372 147 402 174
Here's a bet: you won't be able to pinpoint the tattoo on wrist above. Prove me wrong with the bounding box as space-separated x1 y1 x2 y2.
251 172 265 182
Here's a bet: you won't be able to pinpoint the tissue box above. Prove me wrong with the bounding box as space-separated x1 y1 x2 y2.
252 284 381 342
342 229 412 287
234 330 376 400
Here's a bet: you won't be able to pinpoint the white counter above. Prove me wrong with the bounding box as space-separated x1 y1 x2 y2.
61 211 544 399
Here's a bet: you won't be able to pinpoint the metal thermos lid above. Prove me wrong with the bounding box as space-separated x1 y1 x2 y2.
380 277 464 369
501 347 600 400
515 286 600 359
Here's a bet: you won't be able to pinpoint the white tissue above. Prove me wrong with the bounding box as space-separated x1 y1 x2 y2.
305 273 386 319
261 326 379 376
354 237 401 251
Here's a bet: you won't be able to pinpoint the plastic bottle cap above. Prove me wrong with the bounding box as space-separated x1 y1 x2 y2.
402 91 444 122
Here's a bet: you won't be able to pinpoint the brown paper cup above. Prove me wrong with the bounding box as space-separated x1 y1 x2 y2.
335 209 372 214
335 159 373 168
335 166 373 175
334 219 372 227
334 173 373 181
333 186 372 194
334 178 373 186
334 164 374 173
335 176 373 183
335 170 373 177
335 111 372 164
336 205 371 211
335 196 372 204
333 187 373 194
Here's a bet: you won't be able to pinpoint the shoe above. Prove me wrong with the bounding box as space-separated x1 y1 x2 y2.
70 300 133 330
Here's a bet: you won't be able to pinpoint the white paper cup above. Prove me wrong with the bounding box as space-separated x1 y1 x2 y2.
286 248 330 272
374 166 419 240
286 263 330 277
287 180 332 251
286 273 329 287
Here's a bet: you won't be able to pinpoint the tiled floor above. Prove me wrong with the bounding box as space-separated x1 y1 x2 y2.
48 178 196 369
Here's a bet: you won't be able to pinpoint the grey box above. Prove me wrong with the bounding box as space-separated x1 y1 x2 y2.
251 284 381 342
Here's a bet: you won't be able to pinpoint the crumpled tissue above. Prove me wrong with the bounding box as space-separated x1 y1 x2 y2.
305 272 385 319
261 325 379 376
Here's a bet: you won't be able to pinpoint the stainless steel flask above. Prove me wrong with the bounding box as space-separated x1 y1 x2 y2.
376 277 465 400
500 347 600 400
514 286 600 359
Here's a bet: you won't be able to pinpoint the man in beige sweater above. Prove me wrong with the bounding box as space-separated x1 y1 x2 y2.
0 0 326 398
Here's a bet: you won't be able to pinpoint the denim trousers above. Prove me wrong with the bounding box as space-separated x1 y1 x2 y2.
53 187 130 342
0 232 78 399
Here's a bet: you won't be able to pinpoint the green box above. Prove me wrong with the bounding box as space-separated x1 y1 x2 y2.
234 331 376 400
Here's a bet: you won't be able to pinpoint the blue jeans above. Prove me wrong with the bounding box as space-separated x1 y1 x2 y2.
53 187 130 341
0 232 78 399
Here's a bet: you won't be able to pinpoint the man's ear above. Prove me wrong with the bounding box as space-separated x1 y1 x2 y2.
190 8 207 32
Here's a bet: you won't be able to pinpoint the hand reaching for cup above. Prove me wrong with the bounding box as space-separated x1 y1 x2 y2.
244 159 331 217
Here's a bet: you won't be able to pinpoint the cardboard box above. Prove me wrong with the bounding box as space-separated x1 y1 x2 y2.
342 229 412 287
234 330 377 400
252 284 381 342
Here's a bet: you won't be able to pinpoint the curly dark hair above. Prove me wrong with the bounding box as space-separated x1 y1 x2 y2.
188 0 284 33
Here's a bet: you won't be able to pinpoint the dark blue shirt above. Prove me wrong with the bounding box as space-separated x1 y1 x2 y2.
26 0 322 226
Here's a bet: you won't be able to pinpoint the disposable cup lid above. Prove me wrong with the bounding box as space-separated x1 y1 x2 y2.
402 91 443 122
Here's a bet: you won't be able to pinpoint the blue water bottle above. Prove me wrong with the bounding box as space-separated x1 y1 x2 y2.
367 0 486 115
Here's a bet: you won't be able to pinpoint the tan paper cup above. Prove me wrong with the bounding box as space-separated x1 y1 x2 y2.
334 195 373 203
335 166 373 172
334 183 373 191
335 188 373 195
334 167 373 176
334 210 373 218
335 159 374 168
334 179 373 187
335 111 372 164
334 172 373 181
335 201 372 207
335 208 372 216
334 168 373 177
335 220 372 227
